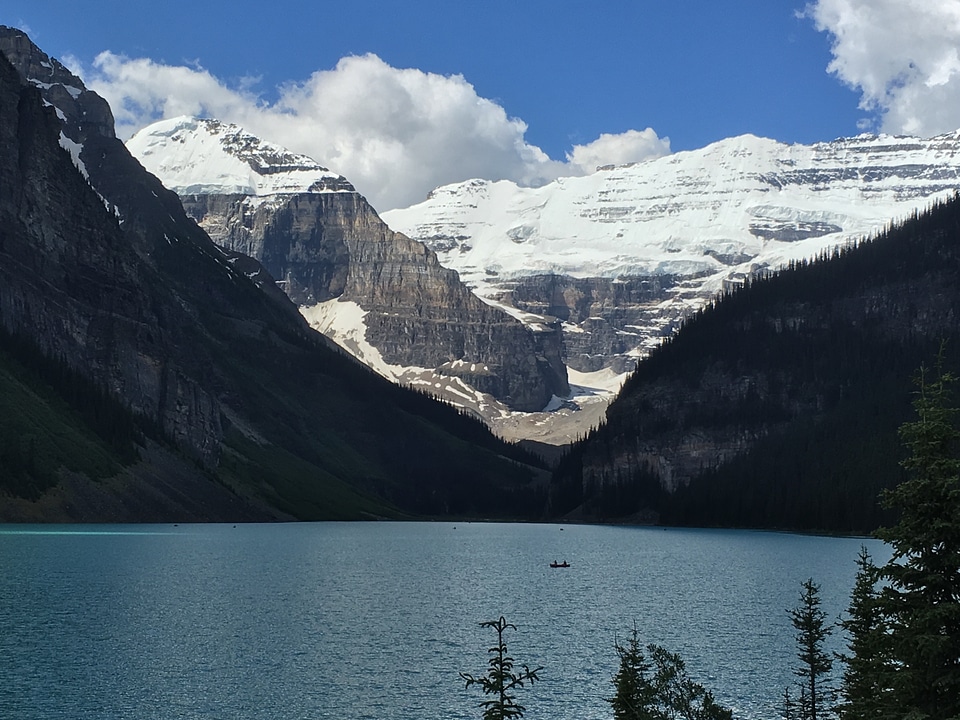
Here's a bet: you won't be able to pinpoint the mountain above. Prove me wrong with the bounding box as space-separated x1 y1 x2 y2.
127 123 960 450
549 195 960 532
0 27 549 522
126 117 569 417
383 133 960 407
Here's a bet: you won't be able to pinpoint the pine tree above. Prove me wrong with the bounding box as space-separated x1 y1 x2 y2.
836 547 893 720
609 625 658 720
645 645 732 720
782 687 797 720
461 616 542 720
607 628 732 720
788 579 834 720
872 354 960 718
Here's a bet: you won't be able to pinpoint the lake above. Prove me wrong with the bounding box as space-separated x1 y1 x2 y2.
0 522 886 719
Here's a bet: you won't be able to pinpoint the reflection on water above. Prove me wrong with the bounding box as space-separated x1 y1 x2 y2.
0 522 886 720
0 528 181 535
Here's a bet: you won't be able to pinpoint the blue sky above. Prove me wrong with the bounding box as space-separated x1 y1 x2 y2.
8 1 960 210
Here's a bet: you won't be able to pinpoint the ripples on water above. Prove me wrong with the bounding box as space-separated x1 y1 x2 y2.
0 522 886 719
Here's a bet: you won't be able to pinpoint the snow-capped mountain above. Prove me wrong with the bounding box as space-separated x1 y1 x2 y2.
128 116 355 196
127 117 569 420
0 26 556 522
383 131 960 374
130 117 960 448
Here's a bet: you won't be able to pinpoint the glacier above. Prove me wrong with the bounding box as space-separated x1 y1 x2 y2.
383 130 960 366
127 116 354 197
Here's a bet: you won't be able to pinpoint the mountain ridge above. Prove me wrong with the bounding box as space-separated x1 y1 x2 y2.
550 194 960 531
384 129 960 375
127 115 570 415
0 26 549 522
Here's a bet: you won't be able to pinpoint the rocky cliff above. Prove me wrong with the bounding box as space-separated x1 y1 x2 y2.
128 117 569 413
0 27 550 522
0 30 230 467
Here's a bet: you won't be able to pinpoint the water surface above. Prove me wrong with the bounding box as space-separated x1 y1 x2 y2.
0 522 885 719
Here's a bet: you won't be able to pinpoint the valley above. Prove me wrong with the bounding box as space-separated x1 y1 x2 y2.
5 21 960 529
130 118 960 449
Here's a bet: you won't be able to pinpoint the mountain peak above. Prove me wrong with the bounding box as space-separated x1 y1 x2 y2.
0 25 115 142
127 116 355 196
383 126 960 385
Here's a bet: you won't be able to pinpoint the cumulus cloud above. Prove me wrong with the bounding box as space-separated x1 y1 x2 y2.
805 0 960 137
89 52 261 135
566 129 671 174
78 52 669 211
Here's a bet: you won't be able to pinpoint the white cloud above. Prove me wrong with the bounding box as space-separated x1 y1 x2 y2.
90 52 260 134
78 52 669 211
566 129 671 173
805 0 960 137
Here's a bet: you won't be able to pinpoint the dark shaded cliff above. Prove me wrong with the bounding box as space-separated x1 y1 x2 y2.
0 28 548 522
551 196 960 532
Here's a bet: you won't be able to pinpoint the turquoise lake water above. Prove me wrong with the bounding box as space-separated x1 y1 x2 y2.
0 522 886 719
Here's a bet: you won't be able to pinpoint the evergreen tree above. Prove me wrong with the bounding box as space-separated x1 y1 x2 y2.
609 626 658 720
872 354 960 718
607 628 732 720
782 687 797 720
836 547 894 720
461 616 542 720
788 579 834 720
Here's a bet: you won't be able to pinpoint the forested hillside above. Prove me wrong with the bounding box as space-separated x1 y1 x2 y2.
551 195 960 532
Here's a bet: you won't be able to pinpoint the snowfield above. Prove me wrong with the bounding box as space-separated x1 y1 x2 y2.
127 116 351 197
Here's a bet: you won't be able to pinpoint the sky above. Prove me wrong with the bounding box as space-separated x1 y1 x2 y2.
8 1 960 211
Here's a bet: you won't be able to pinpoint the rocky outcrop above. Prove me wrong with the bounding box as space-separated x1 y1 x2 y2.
150 128 570 412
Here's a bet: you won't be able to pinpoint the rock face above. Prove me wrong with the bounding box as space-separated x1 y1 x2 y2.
383 133 960 378
503 274 686 373
0 27 551 522
128 118 569 412
0 30 229 466
177 192 353 306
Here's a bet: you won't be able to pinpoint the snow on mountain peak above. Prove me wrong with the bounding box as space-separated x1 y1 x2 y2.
127 116 355 197
383 130 960 300
378 128 960 405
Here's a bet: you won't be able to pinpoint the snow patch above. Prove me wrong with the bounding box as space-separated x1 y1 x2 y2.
58 133 87 180
301 299 410 381
30 80 81 98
